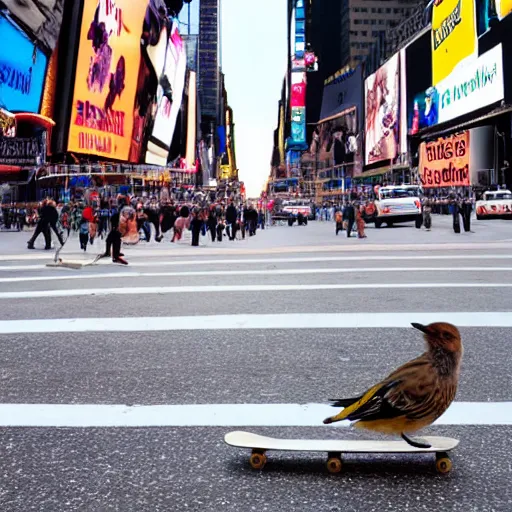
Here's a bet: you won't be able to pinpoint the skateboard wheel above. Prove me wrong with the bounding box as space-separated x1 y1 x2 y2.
326 457 343 474
249 452 267 470
435 453 452 474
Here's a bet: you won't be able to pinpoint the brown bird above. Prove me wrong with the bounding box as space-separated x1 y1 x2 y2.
323 322 463 448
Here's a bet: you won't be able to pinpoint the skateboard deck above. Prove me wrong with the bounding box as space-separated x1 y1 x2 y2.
47 254 102 269
224 431 458 474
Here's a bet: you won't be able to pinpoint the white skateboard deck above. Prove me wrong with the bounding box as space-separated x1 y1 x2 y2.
225 431 459 473
225 431 458 453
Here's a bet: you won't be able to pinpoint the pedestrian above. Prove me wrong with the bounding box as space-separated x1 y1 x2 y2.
423 198 432 231
79 215 89 251
335 209 343 235
207 206 218 243
342 202 355 238
449 196 461 233
461 198 472 232
225 200 238 240
190 209 203 247
356 205 367 239
27 199 64 250
101 211 128 265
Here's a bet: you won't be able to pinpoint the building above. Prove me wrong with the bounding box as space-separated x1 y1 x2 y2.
341 0 420 67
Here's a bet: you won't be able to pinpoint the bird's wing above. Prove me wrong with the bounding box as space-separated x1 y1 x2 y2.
345 356 437 423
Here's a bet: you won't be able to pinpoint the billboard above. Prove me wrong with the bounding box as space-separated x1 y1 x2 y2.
431 0 477 85
410 44 504 131
146 23 187 165
68 0 148 160
365 53 403 166
290 71 307 147
319 67 362 126
0 15 48 113
419 131 470 187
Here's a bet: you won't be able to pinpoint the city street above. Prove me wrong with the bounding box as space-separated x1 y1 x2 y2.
1 217 512 511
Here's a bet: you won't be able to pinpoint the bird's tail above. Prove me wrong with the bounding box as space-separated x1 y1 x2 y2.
327 397 362 408
323 396 362 424
323 383 383 425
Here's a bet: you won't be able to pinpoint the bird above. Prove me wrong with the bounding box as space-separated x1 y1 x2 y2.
323 322 463 448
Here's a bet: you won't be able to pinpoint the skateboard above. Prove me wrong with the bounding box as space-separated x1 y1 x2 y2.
47 254 102 269
224 431 459 474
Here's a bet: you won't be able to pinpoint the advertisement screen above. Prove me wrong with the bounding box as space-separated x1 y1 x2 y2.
0 16 48 113
419 131 470 187
68 0 148 160
364 53 401 166
410 44 504 131
290 72 306 147
431 0 477 85
320 67 362 125
496 0 512 19
147 23 187 162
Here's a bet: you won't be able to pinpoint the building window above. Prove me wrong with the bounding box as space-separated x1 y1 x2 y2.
361 31 367 36
353 7 359 12
360 7 368 12
386 8 391 13
354 19 360 24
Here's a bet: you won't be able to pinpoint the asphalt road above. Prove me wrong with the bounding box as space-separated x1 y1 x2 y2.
1 215 511 511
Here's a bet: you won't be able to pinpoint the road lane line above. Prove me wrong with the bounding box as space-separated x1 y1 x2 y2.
0 402 509 427
2 254 512 272
1 266 512 283
0 312 511 333
2 283 512 299
1 242 512 261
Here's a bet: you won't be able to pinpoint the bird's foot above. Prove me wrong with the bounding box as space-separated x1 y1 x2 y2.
401 433 431 449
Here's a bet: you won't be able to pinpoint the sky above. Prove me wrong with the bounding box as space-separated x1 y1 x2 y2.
179 1 288 197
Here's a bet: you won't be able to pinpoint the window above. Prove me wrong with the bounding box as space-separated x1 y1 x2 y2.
386 8 391 13
371 19 376 25
371 7 376 12
361 7 368 12
353 7 360 12
361 31 367 36
354 19 360 24
394 8 401 14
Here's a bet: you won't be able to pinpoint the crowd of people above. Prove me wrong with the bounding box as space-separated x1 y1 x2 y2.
22 195 266 264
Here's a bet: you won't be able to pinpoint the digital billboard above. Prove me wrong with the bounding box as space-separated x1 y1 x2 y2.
431 0 477 85
0 15 48 113
68 0 148 160
410 44 504 131
365 52 404 166
146 23 187 165
290 71 307 147
419 131 470 187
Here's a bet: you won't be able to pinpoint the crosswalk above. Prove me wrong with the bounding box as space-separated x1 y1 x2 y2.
1 237 512 509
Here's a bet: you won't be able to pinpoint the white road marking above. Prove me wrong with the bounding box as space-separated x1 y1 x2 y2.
1 242 512 262
0 312 511 334
2 283 512 299
1 266 512 283
2 254 512 272
0 402 509 427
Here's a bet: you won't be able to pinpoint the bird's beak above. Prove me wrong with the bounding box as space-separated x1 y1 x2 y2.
411 322 429 334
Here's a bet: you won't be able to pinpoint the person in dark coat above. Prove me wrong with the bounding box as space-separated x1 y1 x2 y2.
225 201 238 241
342 202 355 238
27 199 64 250
101 211 128 265
460 198 472 232
207 207 218 243
190 209 203 247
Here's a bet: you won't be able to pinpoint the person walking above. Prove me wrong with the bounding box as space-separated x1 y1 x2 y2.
207 206 218 243
342 202 355 238
423 198 432 231
225 201 238 241
27 199 64 250
356 204 367 239
335 209 343 235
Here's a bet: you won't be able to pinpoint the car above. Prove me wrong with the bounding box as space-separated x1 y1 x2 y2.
475 190 512 220
363 185 422 228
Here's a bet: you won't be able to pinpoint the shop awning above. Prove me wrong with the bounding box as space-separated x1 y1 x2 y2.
14 113 56 130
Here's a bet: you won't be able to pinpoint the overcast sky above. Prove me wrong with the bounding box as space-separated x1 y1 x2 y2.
179 1 287 197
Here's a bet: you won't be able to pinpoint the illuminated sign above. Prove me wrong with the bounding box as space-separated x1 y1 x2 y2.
68 0 148 160
412 44 504 130
0 15 48 113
